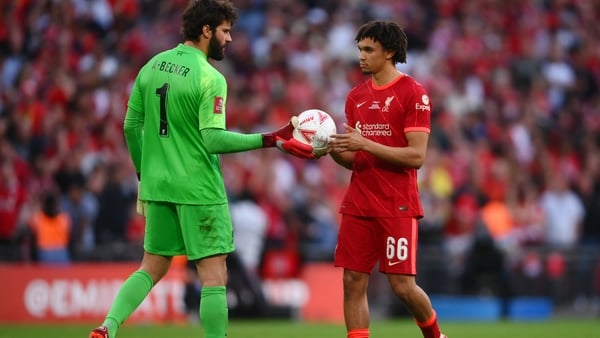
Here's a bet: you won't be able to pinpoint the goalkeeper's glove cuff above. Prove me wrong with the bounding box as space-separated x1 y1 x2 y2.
261 116 299 148
262 133 277 148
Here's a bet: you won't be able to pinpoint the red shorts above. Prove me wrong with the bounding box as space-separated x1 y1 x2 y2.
334 215 418 275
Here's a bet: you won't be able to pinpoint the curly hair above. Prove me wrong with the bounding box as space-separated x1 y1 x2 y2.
181 0 238 42
355 20 408 65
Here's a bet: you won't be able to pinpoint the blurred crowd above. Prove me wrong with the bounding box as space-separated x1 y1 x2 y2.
1 0 599 305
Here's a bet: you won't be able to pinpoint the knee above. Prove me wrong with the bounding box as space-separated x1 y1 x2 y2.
389 276 417 300
139 255 172 284
195 257 229 287
343 270 369 294
199 272 228 287
141 266 170 284
391 284 411 300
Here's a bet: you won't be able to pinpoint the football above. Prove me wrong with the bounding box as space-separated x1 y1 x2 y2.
292 109 337 148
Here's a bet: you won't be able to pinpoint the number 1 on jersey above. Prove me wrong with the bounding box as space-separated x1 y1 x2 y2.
156 83 170 137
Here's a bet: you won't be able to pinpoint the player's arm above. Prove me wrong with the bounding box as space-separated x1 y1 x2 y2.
200 72 313 158
124 77 145 215
201 128 263 153
329 97 359 169
202 122 314 159
330 122 429 169
123 73 145 177
123 106 144 174
329 148 355 170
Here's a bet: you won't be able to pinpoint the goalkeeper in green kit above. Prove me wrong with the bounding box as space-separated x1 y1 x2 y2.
89 1 314 338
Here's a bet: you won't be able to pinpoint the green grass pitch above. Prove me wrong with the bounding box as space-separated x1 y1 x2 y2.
1 319 598 337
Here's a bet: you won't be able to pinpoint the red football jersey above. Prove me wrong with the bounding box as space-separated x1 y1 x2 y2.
340 74 431 218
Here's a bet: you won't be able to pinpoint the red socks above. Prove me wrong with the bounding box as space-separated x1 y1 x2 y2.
347 328 370 338
415 310 441 338
347 312 440 338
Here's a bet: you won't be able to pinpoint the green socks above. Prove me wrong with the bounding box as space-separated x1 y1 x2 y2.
103 270 154 337
99 272 228 338
200 286 229 338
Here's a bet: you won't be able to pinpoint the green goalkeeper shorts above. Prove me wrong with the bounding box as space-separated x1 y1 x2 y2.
143 201 234 260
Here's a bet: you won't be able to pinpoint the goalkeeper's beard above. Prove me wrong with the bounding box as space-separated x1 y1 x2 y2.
208 35 225 61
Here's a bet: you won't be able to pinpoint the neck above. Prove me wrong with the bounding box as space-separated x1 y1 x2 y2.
372 65 403 86
184 40 207 55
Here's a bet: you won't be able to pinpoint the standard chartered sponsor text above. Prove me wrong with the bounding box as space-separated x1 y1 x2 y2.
361 123 392 136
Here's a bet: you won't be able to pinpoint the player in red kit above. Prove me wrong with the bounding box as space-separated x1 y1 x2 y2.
328 20 447 338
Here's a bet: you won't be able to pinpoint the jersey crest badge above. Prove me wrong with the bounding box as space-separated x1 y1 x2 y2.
214 96 224 114
382 96 395 112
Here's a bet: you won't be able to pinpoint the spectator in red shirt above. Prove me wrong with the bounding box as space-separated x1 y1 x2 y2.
0 157 28 254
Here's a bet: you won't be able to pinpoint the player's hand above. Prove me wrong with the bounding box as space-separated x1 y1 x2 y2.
276 138 315 159
329 123 367 152
136 183 146 216
261 116 299 147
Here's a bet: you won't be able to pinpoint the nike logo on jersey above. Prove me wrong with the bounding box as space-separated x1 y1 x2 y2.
388 261 402 266
356 101 367 108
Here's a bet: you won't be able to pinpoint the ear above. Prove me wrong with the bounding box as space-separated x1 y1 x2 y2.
201 25 212 39
385 49 395 61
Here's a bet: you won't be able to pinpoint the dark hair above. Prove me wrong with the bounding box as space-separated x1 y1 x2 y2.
355 20 408 64
41 189 60 218
181 0 238 42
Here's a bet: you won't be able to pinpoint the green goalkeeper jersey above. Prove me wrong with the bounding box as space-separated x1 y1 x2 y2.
124 43 229 205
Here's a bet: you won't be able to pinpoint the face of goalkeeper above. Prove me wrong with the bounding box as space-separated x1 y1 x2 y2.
207 21 232 61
